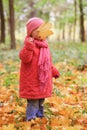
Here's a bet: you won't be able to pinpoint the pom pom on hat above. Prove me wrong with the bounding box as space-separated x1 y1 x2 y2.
26 17 44 36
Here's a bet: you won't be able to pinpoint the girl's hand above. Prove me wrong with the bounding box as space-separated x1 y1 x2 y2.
32 30 43 41
27 37 33 44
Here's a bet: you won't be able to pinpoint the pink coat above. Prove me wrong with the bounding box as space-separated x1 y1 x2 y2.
19 40 60 99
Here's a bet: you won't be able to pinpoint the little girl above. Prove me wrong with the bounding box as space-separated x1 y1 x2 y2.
19 17 60 121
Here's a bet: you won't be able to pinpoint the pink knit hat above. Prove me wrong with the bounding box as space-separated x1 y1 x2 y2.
26 17 44 36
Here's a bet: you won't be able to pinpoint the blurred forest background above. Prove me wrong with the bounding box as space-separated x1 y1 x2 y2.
0 0 87 48
0 0 87 130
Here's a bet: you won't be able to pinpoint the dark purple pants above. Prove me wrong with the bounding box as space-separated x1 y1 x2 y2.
26 99 44 121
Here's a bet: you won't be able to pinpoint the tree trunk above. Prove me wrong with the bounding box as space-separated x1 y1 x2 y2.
0 0 5 43
79 0 85 42
29 1 37 17
68 24 72 41
62 24 65 40
73 0 77 41
9 0 16 49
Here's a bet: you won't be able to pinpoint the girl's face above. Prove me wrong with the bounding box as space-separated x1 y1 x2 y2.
31 29 42 40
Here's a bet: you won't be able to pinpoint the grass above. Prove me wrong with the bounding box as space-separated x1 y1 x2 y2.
49 41 87 67
0 40 87 64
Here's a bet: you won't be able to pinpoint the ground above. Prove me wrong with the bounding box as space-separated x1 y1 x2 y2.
0 41 87 130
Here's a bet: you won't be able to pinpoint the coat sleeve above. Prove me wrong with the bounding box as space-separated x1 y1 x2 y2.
52 65 60 78
19 39 34 63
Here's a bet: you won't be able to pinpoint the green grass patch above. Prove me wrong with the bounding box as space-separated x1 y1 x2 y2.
3 73 18 87
49 41 87 67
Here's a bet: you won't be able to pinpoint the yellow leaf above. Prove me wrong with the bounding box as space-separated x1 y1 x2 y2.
64 125 82 130
37 22 53 40
15 106 25 113
2 124 16 130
